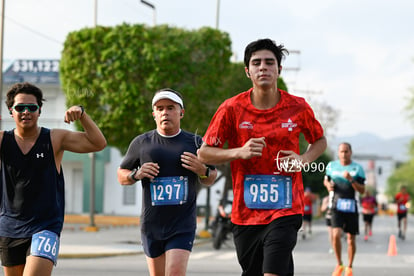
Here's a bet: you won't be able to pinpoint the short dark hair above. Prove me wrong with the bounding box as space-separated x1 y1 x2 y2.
340 142 352 152
6 82 45 109
244 38 289 69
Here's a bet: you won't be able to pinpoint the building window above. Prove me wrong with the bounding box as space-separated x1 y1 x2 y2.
123 185 136 205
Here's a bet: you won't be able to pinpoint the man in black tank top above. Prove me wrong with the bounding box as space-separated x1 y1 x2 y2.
0 82 107 276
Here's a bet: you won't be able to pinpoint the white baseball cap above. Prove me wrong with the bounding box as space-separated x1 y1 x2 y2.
151 90 184 108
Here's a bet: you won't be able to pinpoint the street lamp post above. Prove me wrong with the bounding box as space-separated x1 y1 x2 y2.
140 0 156 26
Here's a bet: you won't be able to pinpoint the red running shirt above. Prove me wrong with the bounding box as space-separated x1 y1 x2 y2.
203 88 324 225
395 192 410 214
303 194 314 215
361 196 377 214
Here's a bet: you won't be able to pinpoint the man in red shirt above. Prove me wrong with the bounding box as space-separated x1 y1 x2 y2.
302 187 317 239
199 38 327 276
361 190 378 241
395 186 411 240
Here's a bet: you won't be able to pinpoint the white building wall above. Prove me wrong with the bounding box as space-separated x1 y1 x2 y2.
103 147 142 216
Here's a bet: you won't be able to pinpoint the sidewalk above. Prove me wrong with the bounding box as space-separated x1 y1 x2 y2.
59 215 209 258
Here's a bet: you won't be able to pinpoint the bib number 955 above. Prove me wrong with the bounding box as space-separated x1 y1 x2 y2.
244 175 292 209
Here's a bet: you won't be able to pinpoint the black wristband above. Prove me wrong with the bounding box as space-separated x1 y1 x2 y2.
78 105 85 117
129 168 139 182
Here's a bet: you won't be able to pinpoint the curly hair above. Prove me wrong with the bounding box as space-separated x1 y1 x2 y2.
5 82 45 109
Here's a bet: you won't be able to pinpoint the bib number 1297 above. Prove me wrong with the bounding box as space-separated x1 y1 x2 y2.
150 176 188 206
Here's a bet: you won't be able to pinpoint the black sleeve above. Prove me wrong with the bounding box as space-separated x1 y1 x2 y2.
119 136 141 170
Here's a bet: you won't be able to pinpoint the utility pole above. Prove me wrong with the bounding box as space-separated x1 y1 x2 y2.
201 0 221 236
215 0 220 29
0 0 5 129
85 0 98 232
93 0 97 26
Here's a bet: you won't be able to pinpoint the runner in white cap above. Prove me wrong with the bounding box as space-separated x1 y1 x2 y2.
118 88 217 275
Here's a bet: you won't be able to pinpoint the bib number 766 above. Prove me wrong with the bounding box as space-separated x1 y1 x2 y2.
31 230 60 265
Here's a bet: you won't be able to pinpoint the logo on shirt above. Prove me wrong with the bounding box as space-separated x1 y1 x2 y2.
239 121 253 129
281 119 297 131
36 153 44 158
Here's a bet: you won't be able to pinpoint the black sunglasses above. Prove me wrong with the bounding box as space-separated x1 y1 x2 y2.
12 104 40 113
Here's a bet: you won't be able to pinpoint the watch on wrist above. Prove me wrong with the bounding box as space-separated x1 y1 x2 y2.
129 168 139 182
199 167 210 179
78 105 85 117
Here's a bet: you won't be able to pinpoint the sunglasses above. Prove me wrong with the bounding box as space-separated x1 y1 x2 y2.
12 104 40 113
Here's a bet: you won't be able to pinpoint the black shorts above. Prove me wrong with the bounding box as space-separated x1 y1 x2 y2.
232 214 302 276
363 214 374 224
0 237 31 267
397 212 407 221
302 214 312 222
331 210 359 235
141 231 195 258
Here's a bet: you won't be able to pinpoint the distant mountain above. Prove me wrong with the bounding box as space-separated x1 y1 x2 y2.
328 132 412 162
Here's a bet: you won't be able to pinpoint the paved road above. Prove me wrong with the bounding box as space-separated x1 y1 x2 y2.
0 214 412 275
293 214 413 275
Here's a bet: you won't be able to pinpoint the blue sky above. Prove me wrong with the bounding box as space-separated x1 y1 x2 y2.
4 0 414 140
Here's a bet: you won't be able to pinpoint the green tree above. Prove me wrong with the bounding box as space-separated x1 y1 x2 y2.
60 24 232 154
386 139 414 202
300 134 331 197
387 83 414 206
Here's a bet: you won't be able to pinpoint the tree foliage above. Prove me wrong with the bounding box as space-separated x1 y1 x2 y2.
299 134 332 197
60 24 333 199
386 84 414 203
60 24 232 154
386 139 414 201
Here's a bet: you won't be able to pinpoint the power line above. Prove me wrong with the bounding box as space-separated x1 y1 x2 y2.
5 16 62 45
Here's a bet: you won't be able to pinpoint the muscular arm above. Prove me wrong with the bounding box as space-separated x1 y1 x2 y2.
54 106 107 154
50 106 106 172
51 106 106 153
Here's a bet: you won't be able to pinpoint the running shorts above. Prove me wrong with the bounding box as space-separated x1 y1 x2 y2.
141 231 195 258
232 214 302 276
331 210 359 235
0 237 31 267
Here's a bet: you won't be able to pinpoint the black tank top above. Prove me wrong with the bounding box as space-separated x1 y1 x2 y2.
0 127 65 238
